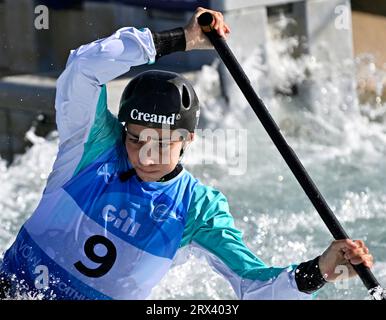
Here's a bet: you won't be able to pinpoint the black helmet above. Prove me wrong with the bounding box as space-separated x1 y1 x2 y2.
118 70 200 133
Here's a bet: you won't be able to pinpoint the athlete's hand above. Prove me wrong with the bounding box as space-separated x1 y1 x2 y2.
318 239 374 282
184 7 231 51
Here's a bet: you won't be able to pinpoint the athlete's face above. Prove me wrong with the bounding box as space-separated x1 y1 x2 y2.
125 124 193 182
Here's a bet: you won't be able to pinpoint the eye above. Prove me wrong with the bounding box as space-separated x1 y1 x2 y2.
128 137 140 144
127 136 143 147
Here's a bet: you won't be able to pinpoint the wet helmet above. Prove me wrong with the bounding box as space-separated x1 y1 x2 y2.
118 70 200 133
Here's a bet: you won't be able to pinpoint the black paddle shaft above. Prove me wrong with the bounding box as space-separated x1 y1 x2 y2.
197 12 384 298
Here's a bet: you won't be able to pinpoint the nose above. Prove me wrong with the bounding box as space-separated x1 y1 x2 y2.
140 156 156 166
138 142 159 166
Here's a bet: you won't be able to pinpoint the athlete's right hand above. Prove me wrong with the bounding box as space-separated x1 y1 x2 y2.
184 7 231 51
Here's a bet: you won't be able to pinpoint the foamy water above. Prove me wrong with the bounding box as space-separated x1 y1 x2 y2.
1 17 385 300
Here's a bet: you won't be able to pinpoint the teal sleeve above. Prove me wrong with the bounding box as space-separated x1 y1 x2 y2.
73 85 123 175
45 27 156 192
182 183 295 282
180 183 314 299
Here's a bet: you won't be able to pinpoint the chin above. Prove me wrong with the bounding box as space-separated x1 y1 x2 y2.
136 171 162 182
140 175 159 182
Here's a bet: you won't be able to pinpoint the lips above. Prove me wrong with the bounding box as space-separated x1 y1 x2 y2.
136 167 159 174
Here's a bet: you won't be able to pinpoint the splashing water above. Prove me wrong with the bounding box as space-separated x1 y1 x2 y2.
1 17 385 300
0 129 58 251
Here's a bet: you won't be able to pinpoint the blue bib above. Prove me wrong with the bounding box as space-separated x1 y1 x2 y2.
0 143 198 299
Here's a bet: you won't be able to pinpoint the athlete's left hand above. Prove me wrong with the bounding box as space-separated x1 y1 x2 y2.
184 7 231 51
318 239 374 282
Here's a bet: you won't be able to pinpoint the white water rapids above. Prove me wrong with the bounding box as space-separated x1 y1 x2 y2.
1 16 385 299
